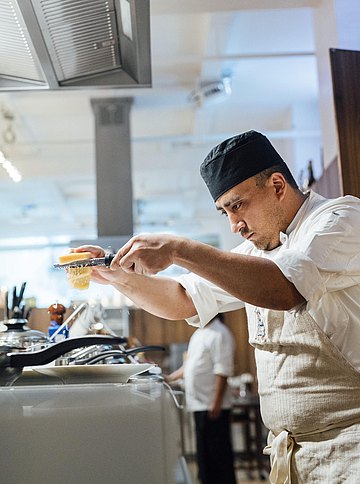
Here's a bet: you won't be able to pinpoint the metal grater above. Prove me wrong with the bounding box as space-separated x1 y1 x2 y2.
53 253 115 269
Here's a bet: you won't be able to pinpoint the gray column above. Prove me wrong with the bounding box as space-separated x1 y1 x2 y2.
91 97 133 238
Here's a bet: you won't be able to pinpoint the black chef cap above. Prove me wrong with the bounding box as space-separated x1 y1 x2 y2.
200 130 288 201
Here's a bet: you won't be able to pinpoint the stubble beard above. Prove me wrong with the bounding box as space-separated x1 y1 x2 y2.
251 203 286 251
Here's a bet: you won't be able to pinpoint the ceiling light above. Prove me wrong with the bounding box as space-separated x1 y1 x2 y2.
0 150 22 183
0 107 22 182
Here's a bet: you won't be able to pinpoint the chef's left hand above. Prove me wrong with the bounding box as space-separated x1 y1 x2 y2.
111 234 180 275
72 245 129 285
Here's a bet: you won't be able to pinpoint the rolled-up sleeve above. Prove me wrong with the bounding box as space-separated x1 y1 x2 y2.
175 273 244 327
272 204 360 303
212 331 235 376
272 249 327 302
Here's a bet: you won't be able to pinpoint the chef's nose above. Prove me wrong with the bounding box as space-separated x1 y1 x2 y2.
229 216 245 234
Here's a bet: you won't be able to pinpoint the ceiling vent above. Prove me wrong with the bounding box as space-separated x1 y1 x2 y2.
188 76 232 107
0 0 151 91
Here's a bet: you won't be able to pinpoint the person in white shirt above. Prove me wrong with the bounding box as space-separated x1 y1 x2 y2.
165 315 236 484
74 130 360 483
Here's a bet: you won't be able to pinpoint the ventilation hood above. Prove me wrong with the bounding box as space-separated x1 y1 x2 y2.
70 97 134 251
0 0 151 91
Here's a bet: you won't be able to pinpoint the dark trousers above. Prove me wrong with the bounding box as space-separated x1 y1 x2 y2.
194 409 236 484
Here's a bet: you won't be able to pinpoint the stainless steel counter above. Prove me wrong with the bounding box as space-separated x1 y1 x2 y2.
0 380 188 483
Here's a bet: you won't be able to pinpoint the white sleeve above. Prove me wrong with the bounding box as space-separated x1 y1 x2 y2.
272 205 360 303
175 273 245 327
272 249 326 302
211 330 235 377
174 240 250 327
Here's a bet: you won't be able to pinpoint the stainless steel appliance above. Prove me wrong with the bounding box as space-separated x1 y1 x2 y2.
0 334 128 385
0 0 151 91
0 380 187 483
0 336 192 483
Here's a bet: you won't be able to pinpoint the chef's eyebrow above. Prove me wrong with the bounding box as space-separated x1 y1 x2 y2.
216 197 241 210
216 204 225 211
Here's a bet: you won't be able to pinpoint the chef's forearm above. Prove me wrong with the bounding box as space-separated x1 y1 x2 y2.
173 237 304 310
166 366 184 382
212 374 228 407
112 274 197 320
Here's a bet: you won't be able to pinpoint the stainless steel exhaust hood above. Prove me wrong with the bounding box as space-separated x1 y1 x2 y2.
0 0 151 91
70 97 133 251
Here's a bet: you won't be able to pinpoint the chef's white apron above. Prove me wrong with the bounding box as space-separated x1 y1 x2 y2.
247 306 360 483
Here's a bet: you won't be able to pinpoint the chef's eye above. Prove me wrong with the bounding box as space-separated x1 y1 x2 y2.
220 210 228 217
232 202 241 211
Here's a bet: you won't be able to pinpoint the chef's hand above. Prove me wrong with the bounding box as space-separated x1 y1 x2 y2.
208 400 222 420
72 245 127 285
111 234 180 275
72 245 105 258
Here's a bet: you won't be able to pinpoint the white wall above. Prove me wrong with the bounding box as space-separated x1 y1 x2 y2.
313 0 360 169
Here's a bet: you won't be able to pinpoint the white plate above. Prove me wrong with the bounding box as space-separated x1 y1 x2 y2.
18 363 154 385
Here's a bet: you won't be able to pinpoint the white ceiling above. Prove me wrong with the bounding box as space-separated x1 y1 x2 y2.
0 0 323 250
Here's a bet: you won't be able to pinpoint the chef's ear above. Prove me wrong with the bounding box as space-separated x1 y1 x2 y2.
270 172 286 200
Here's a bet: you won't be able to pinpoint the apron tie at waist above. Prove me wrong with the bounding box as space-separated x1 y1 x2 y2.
264 430 294 484
263 419 360 484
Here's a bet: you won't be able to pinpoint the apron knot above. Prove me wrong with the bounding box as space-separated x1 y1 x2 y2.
264 430 294 484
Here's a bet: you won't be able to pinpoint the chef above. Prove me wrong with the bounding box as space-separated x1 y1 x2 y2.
75 130 360 483
165 314 236 484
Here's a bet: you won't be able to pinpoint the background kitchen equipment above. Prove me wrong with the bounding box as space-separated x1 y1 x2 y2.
0 334 128 386
0 318 49 351
45 300 165 365
16 363 157 386
65 302 122 338
1 282 28 320
73 345 166 365
49 301 88 342
0 382 184 484
0 282 50 350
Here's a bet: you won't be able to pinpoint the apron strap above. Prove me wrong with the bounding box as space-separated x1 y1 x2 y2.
264 430 294 484
264 419 360 484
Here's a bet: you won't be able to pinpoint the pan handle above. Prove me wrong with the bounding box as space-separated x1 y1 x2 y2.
7 335 128 368
75 345 166 365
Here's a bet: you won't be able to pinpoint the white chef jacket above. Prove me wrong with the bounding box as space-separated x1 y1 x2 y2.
183 318 235 412
176 190 360 372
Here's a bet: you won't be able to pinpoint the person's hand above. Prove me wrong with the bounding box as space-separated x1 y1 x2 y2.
72 245 127 286
163 374 171 384
208 401 222 420
111 234 181 275
72 245 105 258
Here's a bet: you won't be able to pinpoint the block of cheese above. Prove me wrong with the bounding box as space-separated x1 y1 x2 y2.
58 252 92 290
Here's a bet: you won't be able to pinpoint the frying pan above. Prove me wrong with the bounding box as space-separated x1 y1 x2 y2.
0 335 127 387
